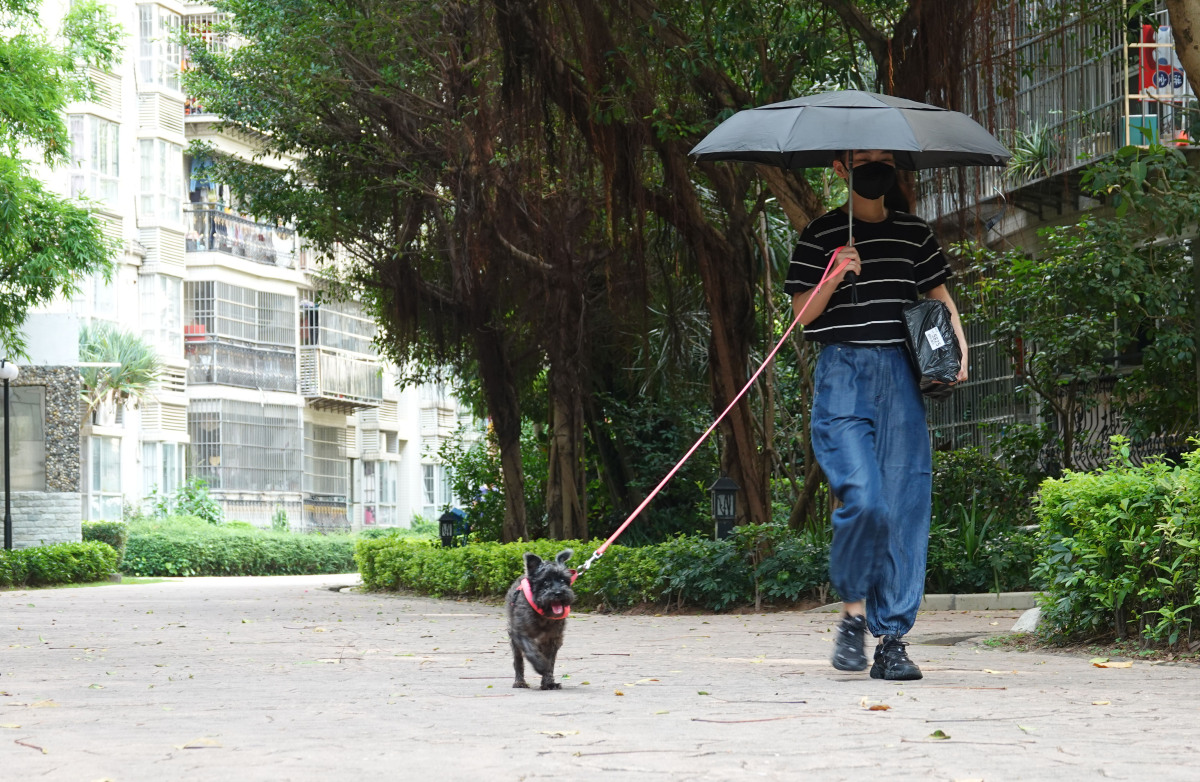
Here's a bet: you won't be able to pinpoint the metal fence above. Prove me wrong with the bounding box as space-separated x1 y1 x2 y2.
185 205 299 268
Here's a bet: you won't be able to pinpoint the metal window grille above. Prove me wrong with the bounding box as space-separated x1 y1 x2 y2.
185 282 297 390
187 399 302 492
304 422 348 499
298 295 376 355
918 3 1126 225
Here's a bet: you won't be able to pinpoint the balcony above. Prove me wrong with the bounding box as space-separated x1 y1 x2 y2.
185 204 301 268
298 347 382 413
185 338 298 392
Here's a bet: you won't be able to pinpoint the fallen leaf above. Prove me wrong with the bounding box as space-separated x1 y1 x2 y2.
88 684 104 690
538 730 579 738
614 690 624 696
30 700 60 709
1017 724 1035 733
313 627 328 633
983 669 1019 674
1089 657 1109 664
1092 700 1111 706
176 738 222 749
869 704 891 711
697 691 710 696
653 710 669 715
1093 661 1133 669
927 729 950 740
0 724 20 729
990 622 999 626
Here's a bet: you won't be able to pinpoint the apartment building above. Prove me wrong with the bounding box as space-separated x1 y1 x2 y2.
7 0 474 543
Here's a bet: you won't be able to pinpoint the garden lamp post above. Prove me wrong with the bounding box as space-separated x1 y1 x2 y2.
438 510 457 548
710 475 739 540
0 359 18 550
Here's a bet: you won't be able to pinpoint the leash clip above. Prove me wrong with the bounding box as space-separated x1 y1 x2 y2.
579 549 604 574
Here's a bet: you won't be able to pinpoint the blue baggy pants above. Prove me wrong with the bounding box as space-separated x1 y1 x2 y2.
811 344 932 638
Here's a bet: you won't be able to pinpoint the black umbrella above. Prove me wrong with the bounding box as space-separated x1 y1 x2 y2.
690 90 1011 170
690 90 1011 297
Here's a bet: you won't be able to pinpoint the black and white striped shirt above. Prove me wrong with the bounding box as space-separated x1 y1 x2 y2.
784 209 951 345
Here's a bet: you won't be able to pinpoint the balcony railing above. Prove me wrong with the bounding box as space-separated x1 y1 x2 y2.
185 339 298 392
298 346 382 413
185 205 298 268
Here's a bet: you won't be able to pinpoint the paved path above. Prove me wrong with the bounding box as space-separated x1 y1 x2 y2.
1 575 1196 781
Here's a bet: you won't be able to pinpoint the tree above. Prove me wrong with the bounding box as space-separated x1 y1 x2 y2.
0 0 121 357
966 146 1200 470
1164 0 1200 97
78 322 163 419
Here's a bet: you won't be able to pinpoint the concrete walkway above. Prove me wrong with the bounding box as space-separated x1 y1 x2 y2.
1 575 1196 781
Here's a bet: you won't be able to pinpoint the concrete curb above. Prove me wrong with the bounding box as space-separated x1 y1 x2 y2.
809 591 1039 613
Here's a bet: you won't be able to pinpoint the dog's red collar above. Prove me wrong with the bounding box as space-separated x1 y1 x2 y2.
519 570 577 620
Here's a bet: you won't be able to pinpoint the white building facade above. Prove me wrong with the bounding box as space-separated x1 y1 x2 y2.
9 0 474 538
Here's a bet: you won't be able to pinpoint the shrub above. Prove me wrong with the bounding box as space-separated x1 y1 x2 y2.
1035 437 1200 648
356 527 834 611
122 516 356 576
82 521 129 565
0 542 119 587
926 504 1040 594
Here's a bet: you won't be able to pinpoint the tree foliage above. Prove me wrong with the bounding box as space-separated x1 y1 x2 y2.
0 0 122 357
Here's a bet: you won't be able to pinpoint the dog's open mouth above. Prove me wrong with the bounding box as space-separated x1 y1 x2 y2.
551 602 565 616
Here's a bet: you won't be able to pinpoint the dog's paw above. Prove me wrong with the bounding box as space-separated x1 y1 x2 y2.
513 681 530 689
540 681 562 690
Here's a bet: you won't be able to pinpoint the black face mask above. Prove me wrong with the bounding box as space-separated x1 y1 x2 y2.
849 161 897 200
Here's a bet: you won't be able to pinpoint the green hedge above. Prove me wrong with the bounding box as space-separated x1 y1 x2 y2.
1035 439 1200 648
82 521 129 566
356 525 833 611
357 516 1040 611
0 542 119 587
123 517 357 576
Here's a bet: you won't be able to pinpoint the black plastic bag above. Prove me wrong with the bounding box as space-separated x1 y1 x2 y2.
901 299 961 401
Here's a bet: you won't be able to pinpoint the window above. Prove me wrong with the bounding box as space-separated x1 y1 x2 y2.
69 115 119 206
72 271 119 324
304 423 347 499
187 399 302 492
142 441 184 499
421 463 454 520
0 387 46 491
363 460 399 526
138 4 181 91
141 274 183 357
88 435 123 520
139 139 183 225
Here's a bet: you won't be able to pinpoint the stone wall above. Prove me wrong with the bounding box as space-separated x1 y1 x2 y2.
2 366 82 547
16 366 81 492
3 492 83 548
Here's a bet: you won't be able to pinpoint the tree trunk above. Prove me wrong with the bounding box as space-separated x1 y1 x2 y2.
1165 0 1200 97
547 388 588 541
476 327 528 542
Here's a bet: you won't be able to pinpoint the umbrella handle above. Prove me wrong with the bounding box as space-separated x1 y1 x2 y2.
845 155 858 304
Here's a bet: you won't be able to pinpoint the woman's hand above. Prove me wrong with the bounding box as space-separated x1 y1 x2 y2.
832 244 861 284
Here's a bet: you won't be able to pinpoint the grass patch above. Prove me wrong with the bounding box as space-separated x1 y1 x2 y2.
982 632 1200 664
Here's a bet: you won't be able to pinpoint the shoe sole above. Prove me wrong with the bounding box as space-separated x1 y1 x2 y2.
869 664 923 680
832 656 869 672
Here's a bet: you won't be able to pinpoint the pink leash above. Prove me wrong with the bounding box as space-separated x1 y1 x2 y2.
577 246 853 575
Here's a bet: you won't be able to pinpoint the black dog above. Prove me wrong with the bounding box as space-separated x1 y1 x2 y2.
505 549 575 690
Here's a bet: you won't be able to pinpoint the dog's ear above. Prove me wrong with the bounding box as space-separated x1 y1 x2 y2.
555 549 573 566
523 552 544 575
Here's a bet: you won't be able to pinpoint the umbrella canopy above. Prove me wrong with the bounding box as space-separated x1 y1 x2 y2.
690 90 1010 170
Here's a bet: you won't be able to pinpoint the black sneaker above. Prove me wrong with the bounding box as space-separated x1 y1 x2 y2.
831 614 869 671
870 635 923 680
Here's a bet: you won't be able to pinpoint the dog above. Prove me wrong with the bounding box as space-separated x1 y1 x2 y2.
505 549 576 690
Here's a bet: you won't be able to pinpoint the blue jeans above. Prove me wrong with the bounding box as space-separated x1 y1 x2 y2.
811 344 932 638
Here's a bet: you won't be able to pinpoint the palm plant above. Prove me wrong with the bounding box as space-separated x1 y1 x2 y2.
1006 123 1059 182
78 322 163 419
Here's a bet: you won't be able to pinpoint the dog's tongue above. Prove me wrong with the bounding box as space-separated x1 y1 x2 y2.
551 602 565 616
